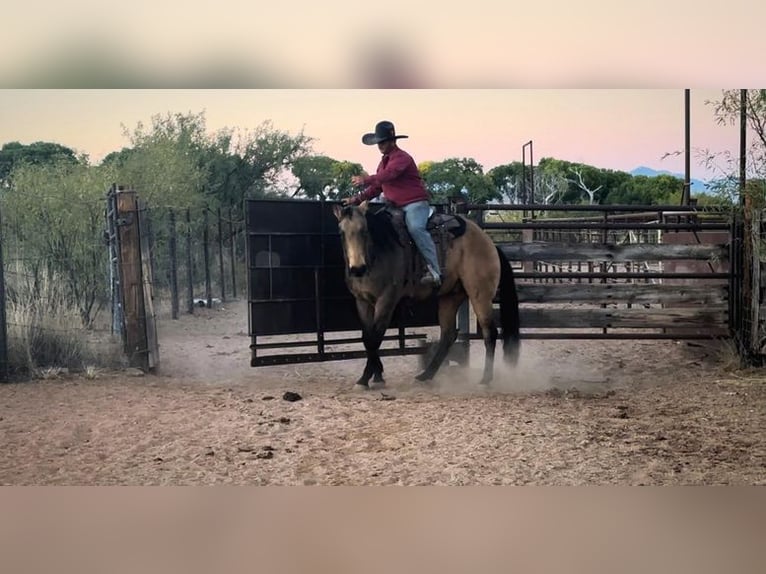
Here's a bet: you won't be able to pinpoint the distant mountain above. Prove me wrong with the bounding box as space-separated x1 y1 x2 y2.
630 166 709 194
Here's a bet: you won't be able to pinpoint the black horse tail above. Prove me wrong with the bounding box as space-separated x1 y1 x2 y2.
496 246 520 365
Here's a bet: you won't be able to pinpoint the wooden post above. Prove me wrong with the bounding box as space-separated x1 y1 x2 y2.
137 199 159 370
0 206 9 381
750 209 761 355
168 209 179 319
185 208 194 314
115 190 150 371
217 207 225 302
203 207 212 308
740 90 752 359
229 207 237 299
106 186 123 336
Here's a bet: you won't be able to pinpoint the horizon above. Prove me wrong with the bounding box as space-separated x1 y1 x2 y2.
0 89 746 183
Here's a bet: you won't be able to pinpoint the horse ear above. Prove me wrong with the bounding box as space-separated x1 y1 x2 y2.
359 200 369 214
332 204 344 220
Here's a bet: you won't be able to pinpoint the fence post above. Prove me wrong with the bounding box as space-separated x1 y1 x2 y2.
107 187 123 337
145 206 157 287
0 206 8 381
185 208 194 314
217 207 226 302
749 209 762 357
203 207 212 308
229 207 237 299
136 198 159 370
168 209 179 320
742 201 753 359
115 189 151 371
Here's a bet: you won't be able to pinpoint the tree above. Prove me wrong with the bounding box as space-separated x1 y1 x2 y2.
290 156 367 200
700 90 766 205
116 111 210 209
232 120 314 198
290 155 337 199
0 141 80 186
602 174 682 205
3 160 117 327
535 158 572 204
487 162 524 203
101 147 136 168
419 157 499 203
598 169 634 203
330 160 366 200
536 171 569 204
568 165 603 204
116 112 314 210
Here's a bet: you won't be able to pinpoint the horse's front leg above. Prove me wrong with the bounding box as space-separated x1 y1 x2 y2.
354 300 377 388
355 295 397 388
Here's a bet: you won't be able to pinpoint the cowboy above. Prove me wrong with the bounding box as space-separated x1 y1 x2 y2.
343 120 442 287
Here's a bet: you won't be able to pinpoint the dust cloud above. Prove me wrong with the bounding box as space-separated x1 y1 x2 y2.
417 339 618 398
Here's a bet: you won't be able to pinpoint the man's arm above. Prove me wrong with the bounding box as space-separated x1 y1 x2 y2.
362 152 411 187
351 184 383 204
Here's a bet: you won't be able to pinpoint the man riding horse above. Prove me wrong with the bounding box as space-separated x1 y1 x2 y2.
335 121 521 387
343 120 442 288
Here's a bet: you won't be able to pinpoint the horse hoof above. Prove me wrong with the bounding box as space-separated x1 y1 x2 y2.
354 383 371 391
415 372 433 383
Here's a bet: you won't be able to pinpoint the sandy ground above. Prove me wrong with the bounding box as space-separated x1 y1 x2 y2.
1 298 764 485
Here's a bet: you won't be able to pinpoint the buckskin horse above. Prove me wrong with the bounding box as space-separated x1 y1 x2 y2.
333 200 520 388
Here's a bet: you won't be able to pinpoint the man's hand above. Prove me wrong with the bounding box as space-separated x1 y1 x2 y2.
350 173 368 187
341 196 355 206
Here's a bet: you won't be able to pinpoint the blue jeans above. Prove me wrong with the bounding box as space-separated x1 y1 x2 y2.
402 200 441 277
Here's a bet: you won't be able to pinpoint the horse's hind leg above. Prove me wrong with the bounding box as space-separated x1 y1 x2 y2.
470 290 498 386
416 293 465 382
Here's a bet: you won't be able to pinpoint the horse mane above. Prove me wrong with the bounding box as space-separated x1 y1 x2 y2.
364 209 402 254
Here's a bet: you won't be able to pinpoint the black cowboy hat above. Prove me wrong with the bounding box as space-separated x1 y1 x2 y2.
361 120 409 145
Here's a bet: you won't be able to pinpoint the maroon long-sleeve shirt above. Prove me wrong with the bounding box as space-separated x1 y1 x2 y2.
351 147 430 207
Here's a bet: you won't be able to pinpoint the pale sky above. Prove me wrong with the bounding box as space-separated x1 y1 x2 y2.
0 89 743 181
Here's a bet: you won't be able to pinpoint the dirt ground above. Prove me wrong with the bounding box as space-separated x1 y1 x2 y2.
1 298 765 485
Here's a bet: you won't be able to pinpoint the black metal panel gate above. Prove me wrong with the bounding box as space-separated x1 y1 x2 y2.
246 199 439 366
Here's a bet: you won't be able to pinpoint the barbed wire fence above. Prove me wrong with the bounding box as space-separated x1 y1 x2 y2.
0 186 247 381
0 191 118 379
141 203 246 318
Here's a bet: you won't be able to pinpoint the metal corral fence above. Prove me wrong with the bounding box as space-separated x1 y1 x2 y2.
464 202 734 341
3 195 764 378
243 199 757 368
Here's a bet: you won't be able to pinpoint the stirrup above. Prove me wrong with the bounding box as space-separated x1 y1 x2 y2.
420 273 441 287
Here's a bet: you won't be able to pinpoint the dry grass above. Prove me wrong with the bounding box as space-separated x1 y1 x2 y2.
6 266 123 377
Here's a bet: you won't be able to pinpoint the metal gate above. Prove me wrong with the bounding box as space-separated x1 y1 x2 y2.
473 202 735 341
246 199 739 367
246 199 441 366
